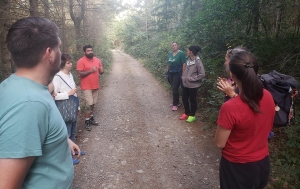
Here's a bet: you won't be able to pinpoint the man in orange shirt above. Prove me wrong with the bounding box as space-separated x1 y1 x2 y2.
77 45 104 131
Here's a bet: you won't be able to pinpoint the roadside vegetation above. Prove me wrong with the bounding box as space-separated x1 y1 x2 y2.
109 0 300 188
0 0 299 188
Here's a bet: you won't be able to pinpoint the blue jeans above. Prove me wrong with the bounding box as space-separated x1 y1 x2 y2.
66 121 77 142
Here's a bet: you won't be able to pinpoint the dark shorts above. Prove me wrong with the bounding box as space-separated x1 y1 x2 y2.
220 156 270 189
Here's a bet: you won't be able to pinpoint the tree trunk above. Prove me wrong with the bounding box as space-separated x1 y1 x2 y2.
44 0 50 18
259 14 269 39
69 0 86 52
246 22 252 35
252 0 260 35
163 0 169 31
275 6 282 38
0 0 13 81
61 1 67 52
30 0 39 16
145 0 149 41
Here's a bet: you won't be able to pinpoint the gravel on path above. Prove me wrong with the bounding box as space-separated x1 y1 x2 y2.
73 49 221 189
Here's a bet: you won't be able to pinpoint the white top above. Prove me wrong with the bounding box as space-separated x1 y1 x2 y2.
52 71 77 100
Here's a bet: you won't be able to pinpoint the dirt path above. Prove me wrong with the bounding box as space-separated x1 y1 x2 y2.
73 49 221 189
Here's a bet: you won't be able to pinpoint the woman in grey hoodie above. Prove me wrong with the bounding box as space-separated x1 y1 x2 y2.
180 45 205 122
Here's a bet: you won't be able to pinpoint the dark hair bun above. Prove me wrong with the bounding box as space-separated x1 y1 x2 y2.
189 45 201 55
194 45 201 53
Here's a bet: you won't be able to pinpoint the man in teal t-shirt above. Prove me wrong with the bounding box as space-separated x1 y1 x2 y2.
0 17 80 189
166 42 186 111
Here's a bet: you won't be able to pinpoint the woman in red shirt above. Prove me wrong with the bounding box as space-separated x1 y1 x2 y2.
215 51 275 189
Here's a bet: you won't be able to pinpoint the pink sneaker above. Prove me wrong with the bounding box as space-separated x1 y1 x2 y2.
180 113 188 120
172 106 178 111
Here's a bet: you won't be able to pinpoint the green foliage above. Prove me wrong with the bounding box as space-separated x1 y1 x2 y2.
94 38 113 82
248 36 300 78
269 120 300 188
114 0 300 187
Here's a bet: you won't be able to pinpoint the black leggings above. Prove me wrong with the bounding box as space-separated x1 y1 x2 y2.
220 156 270 189
182 86 198 116
168 72 181 106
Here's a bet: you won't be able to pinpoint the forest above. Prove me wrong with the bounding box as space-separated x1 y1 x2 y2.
0 0 299 188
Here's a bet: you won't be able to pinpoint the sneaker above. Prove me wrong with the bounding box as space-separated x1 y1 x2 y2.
72 158 80 165
85 120 91 131
180 113 188 120
90 116 99 126
186 116 196 123
172 106 178 111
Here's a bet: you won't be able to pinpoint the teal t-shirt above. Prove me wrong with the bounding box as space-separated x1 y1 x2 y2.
167 50 186 72
0 74 74 189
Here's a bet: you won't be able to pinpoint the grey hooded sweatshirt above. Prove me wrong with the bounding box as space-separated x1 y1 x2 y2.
181 56 205 88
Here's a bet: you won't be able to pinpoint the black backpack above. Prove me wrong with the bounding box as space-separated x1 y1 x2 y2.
260 70 298 126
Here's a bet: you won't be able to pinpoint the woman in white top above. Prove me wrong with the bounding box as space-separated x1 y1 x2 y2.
52 54 79 141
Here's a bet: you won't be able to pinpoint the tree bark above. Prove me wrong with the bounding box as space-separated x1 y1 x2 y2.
44 0 50 18
163 0 170 31
69 0 86 52
275 6 282 38
252 0 260 35
61 1 67 53
145 0 149 41
30 0 39 16
0 0 13 81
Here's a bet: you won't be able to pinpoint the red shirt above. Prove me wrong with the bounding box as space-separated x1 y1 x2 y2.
217 89 275 163
76 56 102 90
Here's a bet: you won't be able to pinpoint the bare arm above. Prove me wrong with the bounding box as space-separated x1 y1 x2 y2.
0 157 35 189
214 125 232 148
77 70 92 77
77 66 97 78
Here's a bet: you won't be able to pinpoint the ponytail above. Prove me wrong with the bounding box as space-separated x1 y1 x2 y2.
229 51 263 113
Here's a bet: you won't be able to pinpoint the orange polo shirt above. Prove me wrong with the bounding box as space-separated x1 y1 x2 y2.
76 56 102 90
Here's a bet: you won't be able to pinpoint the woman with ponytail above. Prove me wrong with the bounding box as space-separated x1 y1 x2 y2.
180 45 205 122
215 51 275 189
